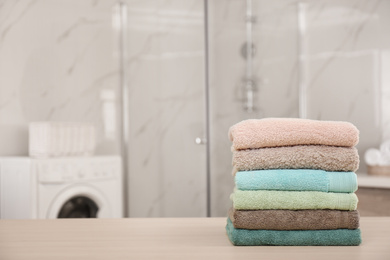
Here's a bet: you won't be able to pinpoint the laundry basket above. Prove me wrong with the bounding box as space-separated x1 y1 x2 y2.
29 122 96 158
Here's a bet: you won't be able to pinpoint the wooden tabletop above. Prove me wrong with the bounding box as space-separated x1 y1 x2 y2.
0 217 389 260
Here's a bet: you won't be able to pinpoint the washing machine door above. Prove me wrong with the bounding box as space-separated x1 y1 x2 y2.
47 185 112 219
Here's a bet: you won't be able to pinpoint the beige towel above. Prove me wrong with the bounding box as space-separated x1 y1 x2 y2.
232 145 359 173
229 118 359 150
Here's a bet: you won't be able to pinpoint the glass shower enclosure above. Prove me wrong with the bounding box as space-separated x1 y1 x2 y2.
120 0 390 217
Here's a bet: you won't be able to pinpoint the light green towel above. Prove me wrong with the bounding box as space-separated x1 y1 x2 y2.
226 218 361 246
235 169 357 193
231 189 358 210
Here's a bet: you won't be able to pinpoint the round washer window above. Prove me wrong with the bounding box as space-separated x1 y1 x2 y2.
58 196 99 218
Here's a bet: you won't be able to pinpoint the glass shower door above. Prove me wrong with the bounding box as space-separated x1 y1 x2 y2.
207 0 300 216
124 0 207 217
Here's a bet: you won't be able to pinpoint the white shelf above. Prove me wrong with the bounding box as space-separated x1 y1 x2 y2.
357 172 390 189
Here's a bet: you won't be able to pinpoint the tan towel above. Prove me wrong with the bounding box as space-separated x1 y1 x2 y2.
232 145 359 173
228 208 360 230
229 118 359 150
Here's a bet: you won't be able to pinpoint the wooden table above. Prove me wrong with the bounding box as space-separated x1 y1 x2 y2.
0 217 389 260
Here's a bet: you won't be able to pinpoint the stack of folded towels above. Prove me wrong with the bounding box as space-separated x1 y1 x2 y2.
226 118 362 246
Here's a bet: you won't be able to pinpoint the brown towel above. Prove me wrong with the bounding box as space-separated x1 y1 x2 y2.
232 145 359 174
228 208 360 230
229 118 359 150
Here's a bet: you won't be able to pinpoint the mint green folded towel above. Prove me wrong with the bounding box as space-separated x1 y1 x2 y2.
226 218 361 246
235 169 357 193
231 190 358 210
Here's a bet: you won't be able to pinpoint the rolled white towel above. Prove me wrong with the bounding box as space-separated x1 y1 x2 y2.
380 140 390 163
380 140 390 153
365 148 381 166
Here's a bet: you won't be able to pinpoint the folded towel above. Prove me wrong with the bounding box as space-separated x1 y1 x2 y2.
231 190 358 210
235 169 357 193
229 118 359 150
232 145 359 173
226 218 361 246
228 208 360 230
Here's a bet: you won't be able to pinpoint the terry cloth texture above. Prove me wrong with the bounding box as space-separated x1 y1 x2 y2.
235 169 358 193
232 145 359 173
226 218 362 246
228 208 360 230
228 118 359 150
231 189 358 210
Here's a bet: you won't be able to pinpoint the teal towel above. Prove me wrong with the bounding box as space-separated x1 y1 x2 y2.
235 169 357 193
226 218 361 246
231 190 358 210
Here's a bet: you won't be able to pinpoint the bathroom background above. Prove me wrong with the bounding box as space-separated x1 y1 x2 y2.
1 0 389 217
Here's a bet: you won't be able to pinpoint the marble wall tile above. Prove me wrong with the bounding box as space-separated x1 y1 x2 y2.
306 52 382 170
304 0 390 54
0 0 120 156
303 0 390 172
124 0 207 217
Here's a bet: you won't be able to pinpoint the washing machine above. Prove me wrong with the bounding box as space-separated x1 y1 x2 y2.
0 156 123 219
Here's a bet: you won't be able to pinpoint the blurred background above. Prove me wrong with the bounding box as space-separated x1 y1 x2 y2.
0 0 389 218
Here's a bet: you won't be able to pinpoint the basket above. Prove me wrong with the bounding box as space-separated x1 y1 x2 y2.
29 122 96 158
367 165 390 176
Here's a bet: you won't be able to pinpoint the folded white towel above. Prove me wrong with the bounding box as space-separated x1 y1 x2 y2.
380 140 390 164
365 148 381 166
